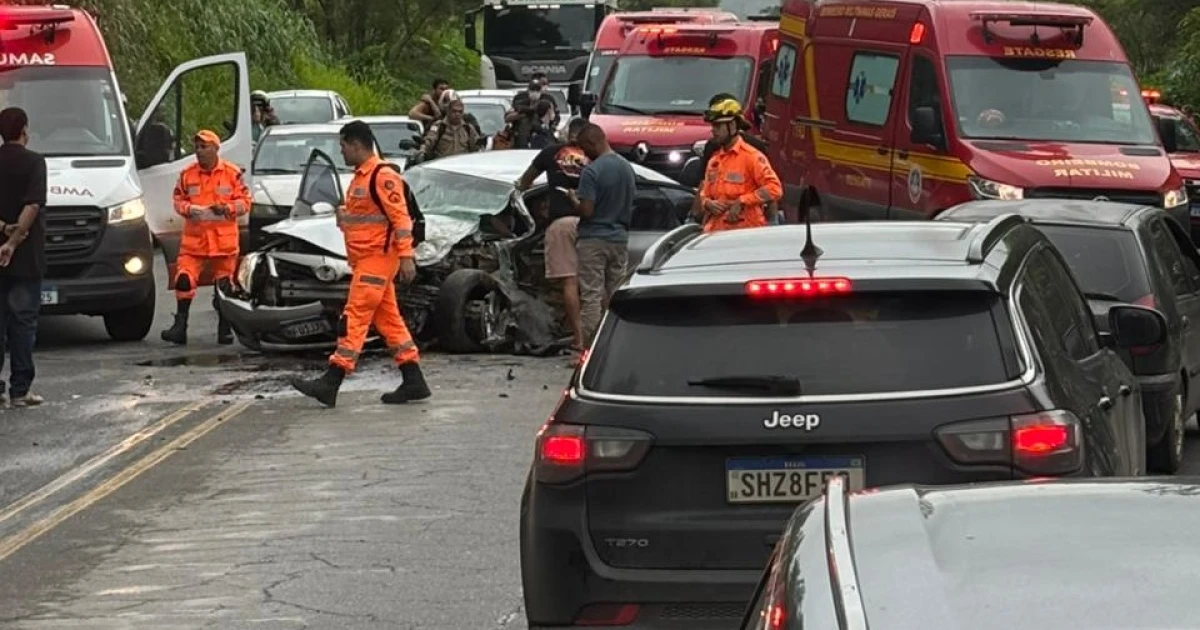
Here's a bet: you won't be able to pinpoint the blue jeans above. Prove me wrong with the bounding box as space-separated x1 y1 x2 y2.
0 277 40 397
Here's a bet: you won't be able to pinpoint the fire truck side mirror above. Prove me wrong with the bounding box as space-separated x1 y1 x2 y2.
1157 117 1179 153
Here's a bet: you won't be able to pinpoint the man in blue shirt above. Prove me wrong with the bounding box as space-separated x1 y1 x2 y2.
566 123 634 347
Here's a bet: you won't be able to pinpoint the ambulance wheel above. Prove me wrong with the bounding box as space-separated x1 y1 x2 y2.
435 269 508 354
104 283 156 342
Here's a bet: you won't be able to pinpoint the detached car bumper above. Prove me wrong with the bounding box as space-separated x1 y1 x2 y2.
214 286 336 351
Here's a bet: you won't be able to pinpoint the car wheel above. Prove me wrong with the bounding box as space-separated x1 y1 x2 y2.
1148 385 1185 474
103 283 156 342
434 269 508 354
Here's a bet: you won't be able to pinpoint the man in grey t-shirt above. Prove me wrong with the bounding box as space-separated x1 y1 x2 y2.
567 123 634 347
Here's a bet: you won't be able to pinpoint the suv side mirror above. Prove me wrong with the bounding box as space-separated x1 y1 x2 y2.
1108 304 1168 348
580 92 597 120
911 105 944 148
679 156 704 188
1157 116 1180 153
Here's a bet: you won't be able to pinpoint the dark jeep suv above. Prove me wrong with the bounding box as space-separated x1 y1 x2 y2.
520 216 1166 630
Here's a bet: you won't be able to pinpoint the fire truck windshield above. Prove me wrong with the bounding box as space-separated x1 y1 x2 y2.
1157 114 1200 152
600 54 753 115
484 5 599 55
947 57 1158 146
0 66 129 157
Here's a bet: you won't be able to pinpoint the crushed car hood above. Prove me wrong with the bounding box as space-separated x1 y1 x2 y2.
261 213 479 266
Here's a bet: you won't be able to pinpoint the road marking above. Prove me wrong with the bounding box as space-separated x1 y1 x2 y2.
0 400 208 528
0 400 253 565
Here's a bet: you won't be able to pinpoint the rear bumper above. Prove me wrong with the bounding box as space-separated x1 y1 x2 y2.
42 221 155 316
522 482 758 630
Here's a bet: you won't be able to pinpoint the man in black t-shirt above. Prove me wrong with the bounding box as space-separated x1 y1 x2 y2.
516 117 590 351
0 107 47 407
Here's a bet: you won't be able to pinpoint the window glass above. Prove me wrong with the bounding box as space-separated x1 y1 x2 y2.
771 44 797 99
1022 248 1099 360
601 55 754 115
271 96 336 125
372 123 425 160
402 166 512 221
137 62 238 168
585 53 617 93
1149 218 1195 297
582 291 1013 397
253 133 349 175
907 55 940 124
845 52 899 127
1036 225 1153 303
0 66 129 158
629 185 683 230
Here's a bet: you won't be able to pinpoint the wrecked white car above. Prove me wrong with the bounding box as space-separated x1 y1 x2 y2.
215 149 696 354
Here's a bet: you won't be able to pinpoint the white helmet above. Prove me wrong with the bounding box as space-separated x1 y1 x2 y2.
440 89 459 106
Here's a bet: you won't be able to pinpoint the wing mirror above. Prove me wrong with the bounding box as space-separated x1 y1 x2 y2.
311 201 336 216
679 156 704 188
911 105 945 148
1106 304 1168 349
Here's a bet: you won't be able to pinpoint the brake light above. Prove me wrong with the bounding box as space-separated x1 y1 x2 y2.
574 603 639 626
746 277 852 297
934 410 1083 476
1134 294 1156 309
534 417 654 484
909 22 926 44
766 603 785 630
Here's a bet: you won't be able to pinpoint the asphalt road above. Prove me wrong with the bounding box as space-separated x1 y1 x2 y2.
1 255 1199 629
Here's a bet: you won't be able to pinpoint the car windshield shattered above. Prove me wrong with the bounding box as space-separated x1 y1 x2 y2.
403 166 513 221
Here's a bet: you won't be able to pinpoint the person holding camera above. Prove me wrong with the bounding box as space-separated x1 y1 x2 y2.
505 79 560 149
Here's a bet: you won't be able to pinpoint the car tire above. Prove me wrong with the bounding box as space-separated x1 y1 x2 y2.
1148 383 1185 474
434 269 507 354
103 283 156 342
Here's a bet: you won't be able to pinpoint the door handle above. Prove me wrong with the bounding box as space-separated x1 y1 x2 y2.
875 146 888 155
1119 384 1132 397
1098 396 1114 410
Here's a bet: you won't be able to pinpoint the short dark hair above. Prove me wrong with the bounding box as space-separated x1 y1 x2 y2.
432 77 449 89
578 122 606 145
339 120 375 149
531 72 547 81
0 107 28 142
567 117 587 135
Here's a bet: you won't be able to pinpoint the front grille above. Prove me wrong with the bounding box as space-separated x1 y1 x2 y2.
617 145 692 179
1024 187 1162 206
45 205 104 261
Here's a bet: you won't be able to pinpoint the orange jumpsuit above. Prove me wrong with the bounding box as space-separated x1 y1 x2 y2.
699 137 783 233
171 159 251 299
331 155 420 373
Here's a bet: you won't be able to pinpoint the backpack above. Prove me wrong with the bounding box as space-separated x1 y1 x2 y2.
369 162 426 248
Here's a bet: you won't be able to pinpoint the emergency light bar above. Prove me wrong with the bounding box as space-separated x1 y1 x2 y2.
1143 89 1162 104
0 8 75 29
972 11 1091 46
637 25 726 48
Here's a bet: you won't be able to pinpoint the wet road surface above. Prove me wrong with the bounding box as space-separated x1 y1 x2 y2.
3 256 1200 628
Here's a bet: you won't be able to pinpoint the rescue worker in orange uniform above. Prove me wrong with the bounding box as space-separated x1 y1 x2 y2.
161 129 251 345
695 98 783 232
291 120 431 408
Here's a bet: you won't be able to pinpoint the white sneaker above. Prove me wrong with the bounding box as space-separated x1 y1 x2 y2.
10 393 44 407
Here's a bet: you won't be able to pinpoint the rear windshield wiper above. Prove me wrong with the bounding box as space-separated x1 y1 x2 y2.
1085 291 1126 302
687 375 802 396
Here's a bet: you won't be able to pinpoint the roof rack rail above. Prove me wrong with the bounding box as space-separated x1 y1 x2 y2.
965 213 1027 264
635 223 703 275
823 477 869 630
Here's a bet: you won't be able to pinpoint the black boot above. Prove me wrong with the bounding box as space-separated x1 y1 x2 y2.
160 299 191 345
217 314 233 345
381 362 432 404
291 365 346 408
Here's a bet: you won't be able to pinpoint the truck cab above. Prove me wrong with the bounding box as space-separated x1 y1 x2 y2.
1 4 251 341
766 0 1188 229
583 22 780 179
464 0 617 90
583 9 739 95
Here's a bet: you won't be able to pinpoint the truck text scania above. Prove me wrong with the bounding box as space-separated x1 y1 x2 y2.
583 8 739 94
465 0 617 90
583 22 780 179
0 5 252 340
765 0 1189 227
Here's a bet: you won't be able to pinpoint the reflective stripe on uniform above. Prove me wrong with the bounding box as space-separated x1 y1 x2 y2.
755 187 773 204
190 209 228 221
216 185 233 195
334 346 359 360
338 212 389 225
388 341 416 356
723 172 744 183
393 228 411 240
359 275 388 287
187 185 201 195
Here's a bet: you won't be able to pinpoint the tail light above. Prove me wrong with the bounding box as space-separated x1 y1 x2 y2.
534 420 654 484
934 410 1083 476
574 603 640 626
753 560 789 630
746 277 852 297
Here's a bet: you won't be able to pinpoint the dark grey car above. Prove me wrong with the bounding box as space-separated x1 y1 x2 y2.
520 215 1166 629
940 200 1200 473
743 476 1200 630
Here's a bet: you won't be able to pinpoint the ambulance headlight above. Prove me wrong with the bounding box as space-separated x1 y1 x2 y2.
107 197 146 225
1164 185 1189 209
667 150 683 164
236 253 261 292
967 176 1024 201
